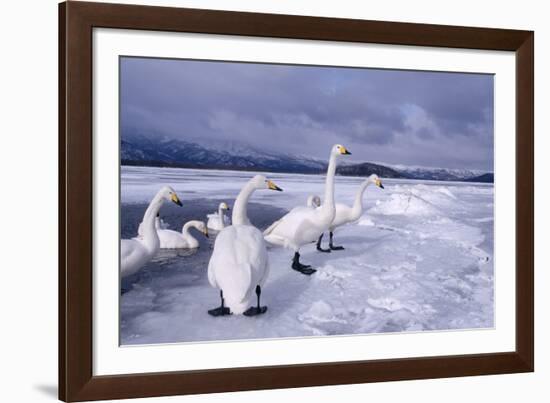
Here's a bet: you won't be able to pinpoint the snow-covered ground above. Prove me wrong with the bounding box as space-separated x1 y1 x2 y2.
120 166 494 345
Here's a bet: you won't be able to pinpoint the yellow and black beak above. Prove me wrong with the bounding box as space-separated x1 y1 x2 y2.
267 180 283 192
375 179 384 189
171 193 183 206
340 146 352 155
203 229 209 238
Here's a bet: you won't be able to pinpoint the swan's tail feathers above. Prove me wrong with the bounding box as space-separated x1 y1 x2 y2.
263 219 282 236
224 297 250 315
222 264 253 315
263 233 289 248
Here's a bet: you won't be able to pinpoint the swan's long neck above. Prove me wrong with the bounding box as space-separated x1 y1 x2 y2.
350 180 371 220
319 153 338 221
140 193 163 252
181 221 199 242
218 206 225 228
232 181 256 226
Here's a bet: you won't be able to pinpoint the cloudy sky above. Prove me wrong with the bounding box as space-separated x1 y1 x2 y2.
121 57 494 171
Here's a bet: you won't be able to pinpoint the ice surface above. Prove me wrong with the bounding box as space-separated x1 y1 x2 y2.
120 166 494 344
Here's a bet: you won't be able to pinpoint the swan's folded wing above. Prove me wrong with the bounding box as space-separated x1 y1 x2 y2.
121 239 137 261
263 218 282 236
263 206 311 236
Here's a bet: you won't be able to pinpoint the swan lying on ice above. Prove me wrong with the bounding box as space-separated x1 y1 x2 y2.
263 144 351 275
158 220 208 249
207 202 230 231
207 175 283 317
121 186 182 278
317 174 384 252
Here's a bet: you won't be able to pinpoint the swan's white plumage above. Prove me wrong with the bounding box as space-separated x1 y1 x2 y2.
263 145 350 252
329 174 383 232
207 202 231 231
121 238 155 277
137 217 169 238
207 175 281 315
208 225 269 314
158 220 207 249
120 186 182 278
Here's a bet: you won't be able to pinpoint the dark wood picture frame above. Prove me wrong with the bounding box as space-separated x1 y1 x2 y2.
59 1 534 401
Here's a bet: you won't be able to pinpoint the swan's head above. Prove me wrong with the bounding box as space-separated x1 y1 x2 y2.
307 195 321 208
160 186 183 206
196 221 209 238
368 174 384 189
332 144 352 157
219 202 230 211
251 174 283 192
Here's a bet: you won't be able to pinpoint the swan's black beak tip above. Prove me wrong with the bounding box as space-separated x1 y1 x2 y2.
175 199 183 207
205 232 209 238
380 184 385 189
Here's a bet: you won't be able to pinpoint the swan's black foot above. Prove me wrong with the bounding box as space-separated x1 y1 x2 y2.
316 233 331 253
328 232 344 251
208 290 231 316
291 252 315 274
243 306 268 316
208 306 231 317
292 262 317 275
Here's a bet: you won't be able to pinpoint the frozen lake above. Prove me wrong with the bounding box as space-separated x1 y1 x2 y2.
120 166 494 345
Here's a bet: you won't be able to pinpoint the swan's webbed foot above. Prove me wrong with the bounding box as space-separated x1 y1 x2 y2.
329 232 345 251
292 252 317 275
316 234 331 253
243 285 268 316
207 306 231 316
208 290 231 317
243 306 268 316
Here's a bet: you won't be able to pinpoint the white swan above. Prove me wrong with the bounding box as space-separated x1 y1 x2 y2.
120 186 182 278
207 175 283 317
158 220 208 249
263 144 351 274
317 174 384 252
207 202 230 231
307 195 321 208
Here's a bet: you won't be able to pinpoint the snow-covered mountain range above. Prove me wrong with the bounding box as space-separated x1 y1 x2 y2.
121 134 493 182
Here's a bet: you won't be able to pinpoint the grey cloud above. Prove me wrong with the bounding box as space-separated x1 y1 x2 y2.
121 57 494 171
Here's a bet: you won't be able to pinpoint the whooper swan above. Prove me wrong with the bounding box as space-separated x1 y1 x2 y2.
263 144 351 275
120 186 182 278
317 174 384 252
207 175 282 317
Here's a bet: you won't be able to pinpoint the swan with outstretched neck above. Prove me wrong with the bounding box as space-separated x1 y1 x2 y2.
207 202 230 231
263 144 351 274
207 175 283 317
121 186 182 278
317 174 384 252
157 220 208 249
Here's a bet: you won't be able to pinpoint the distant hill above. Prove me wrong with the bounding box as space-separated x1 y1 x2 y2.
463 173 494 183
121 135 325 174
336 162 407 179
121 134 493 182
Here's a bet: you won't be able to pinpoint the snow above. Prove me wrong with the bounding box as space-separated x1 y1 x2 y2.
120 166 494 344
